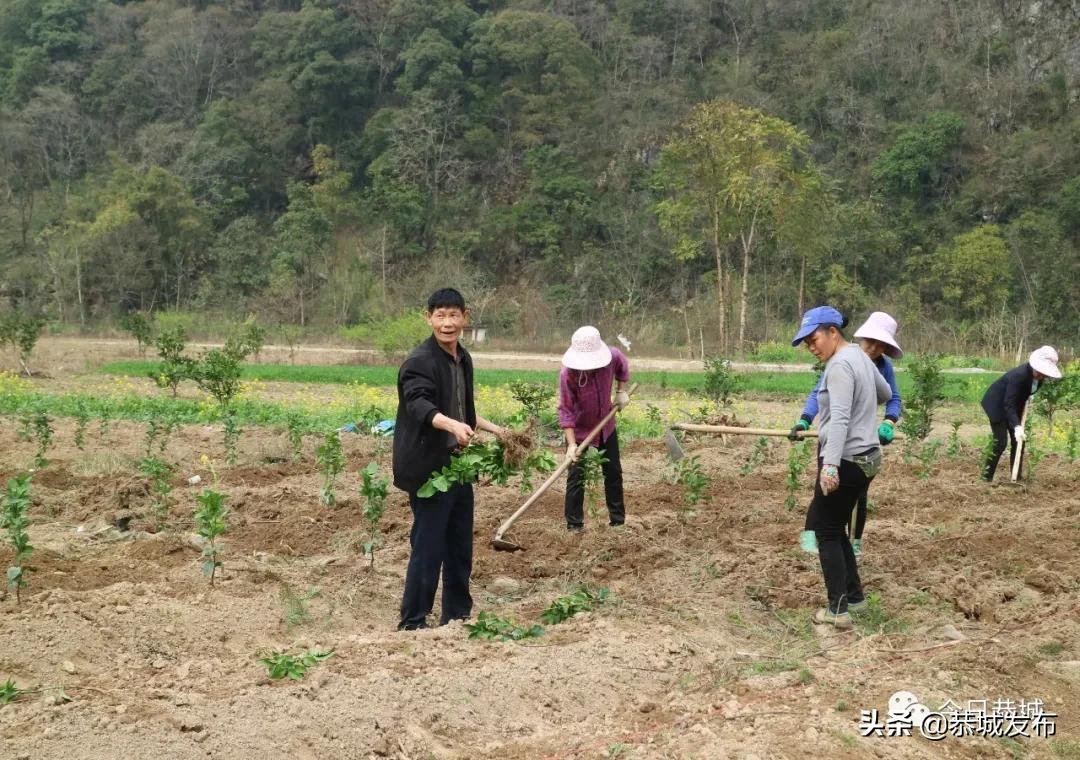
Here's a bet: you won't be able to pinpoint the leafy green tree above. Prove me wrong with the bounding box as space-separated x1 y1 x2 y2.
266 182 331 326
470 10 599 147
924 225 1010 321
871 112 964 198
655 100 824 349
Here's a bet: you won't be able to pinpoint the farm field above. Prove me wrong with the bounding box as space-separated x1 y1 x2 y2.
0 339 1078 760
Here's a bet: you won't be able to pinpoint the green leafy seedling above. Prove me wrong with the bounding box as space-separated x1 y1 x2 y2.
0 678 25 706
316 431 345 506
137 456 174 527
464 611 544 642
541 585 610 625
286 411 306 462
279 585 320 629
151 326 194 398
785 440 811 510
257 649 334 680
194 487 228 584
740 436 769 475
580 446 608 520
2 475 33 603
32 409 54 469
359 462 389 568
670 455 710 508
917 439 942 480
946 420 962 458
73 398 90 450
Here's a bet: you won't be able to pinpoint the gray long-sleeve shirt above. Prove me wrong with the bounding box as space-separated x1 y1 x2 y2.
817 344 893 466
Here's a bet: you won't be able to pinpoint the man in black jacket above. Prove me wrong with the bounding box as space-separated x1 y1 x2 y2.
980 345 1062 481
394 288 507 630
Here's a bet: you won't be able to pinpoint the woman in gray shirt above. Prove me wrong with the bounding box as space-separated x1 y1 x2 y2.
791 306 892 628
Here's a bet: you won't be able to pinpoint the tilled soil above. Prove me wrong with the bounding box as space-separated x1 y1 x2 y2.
1 416 1078 759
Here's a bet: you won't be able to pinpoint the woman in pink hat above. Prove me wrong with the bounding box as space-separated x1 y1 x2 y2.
558 326 631 531
980 345 1062 481
791 311 903 556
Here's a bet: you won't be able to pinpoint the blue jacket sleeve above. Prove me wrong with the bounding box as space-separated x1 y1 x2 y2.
800 375 822 423
878 357 902 421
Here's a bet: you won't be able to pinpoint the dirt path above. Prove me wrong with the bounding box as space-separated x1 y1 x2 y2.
14 336 996 375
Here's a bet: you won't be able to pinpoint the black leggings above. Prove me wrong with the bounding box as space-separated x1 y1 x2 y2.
806 482 869 539
982 420 1022 481
805 458 870 614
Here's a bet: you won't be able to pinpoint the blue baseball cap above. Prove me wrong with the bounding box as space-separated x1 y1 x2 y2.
791 306 846 347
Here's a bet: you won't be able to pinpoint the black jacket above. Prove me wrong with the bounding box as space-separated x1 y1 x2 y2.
981 362 1036 427
392 335 477 493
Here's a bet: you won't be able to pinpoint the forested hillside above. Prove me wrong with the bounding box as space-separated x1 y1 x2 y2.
1 0 1078 354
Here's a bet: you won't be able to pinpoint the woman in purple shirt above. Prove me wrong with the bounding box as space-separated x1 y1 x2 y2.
558 326 631 531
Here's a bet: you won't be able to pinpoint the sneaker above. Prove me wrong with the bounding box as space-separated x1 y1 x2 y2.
814 608 853 629
846 598 868 613
567 524 584 533
851 538 863 557
799 530 818 554
609 521 625 528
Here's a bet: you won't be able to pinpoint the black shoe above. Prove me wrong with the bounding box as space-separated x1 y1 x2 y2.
567 524 584 533
609 520 625 528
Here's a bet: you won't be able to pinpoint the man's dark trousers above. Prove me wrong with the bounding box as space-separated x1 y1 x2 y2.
399 483 474 630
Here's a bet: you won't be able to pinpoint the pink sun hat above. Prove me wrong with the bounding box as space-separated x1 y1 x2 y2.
853 311 903 359
562 326 613 371
1028 346 1062 379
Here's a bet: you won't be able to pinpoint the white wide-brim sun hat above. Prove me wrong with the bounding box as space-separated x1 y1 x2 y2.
562 326 613 371
853 311 903 359
1029 345 1062 379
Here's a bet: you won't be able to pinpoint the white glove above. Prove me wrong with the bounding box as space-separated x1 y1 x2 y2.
615 390 630 410
565 443 578 462
1014 425 1026 443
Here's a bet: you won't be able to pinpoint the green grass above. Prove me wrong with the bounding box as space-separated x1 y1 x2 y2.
99 360 997 402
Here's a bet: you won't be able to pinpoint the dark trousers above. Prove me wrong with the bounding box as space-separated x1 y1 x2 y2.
983 420 1022 481
565 429 625 527
398 483 474 630
850 488 868 540
805 458 870 614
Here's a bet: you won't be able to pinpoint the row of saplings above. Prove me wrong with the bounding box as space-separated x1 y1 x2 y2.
0 389 600 706
0 463 610 705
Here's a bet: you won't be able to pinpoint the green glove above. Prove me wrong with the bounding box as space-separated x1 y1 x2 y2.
788 418 810 441
878 421 894 445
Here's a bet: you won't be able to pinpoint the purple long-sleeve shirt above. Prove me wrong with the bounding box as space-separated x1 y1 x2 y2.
558 348 630 445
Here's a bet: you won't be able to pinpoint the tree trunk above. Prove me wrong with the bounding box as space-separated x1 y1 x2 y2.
737 210 758 351
798 253 806 317
380 224 387 304
681 302 694 359
75 244 85 329
712 205 726 350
